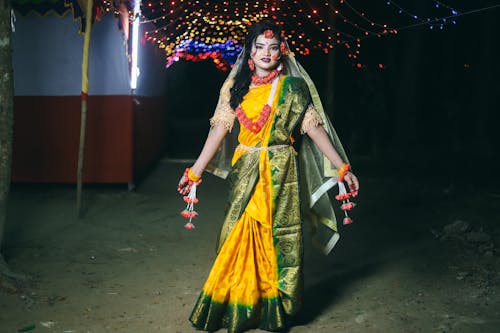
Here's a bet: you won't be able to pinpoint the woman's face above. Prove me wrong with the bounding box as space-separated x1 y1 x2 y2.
250 33 281 75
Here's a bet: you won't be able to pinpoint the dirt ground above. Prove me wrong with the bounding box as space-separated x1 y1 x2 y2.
1 159 499 333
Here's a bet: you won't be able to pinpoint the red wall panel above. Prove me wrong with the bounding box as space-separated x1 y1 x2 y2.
12 96 134 183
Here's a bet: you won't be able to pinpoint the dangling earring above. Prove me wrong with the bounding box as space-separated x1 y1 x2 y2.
248 59 255 71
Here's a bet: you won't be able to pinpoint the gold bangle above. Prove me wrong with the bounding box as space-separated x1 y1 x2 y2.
187 168 201 182
338 163 350 181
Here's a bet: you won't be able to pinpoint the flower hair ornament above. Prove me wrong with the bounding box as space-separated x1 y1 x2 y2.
263 29 274 39
279 30 289 56
177 168 202 230
280 42 289 56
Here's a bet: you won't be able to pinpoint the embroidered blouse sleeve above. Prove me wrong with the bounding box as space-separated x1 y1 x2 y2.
300 103 324 134
209 79 236 132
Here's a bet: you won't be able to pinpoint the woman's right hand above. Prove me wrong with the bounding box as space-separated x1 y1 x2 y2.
344 171 359 194
177 168 202 195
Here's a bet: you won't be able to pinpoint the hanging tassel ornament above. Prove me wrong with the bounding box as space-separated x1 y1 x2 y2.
335 164 358 225
178 168 202 230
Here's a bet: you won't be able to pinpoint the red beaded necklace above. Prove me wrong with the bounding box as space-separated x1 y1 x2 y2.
235 104 272 134
251 69 280 86
236 76 280 134
251 63 284 86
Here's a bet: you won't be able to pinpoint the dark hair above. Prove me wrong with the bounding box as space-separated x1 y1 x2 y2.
229 21 285 109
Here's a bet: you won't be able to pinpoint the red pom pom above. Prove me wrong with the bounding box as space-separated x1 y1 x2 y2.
343 217 353 225
336 193 350 201
185 222 195 230
341 202 356 211
183 196 199 204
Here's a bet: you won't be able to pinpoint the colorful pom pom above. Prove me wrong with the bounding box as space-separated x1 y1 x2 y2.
343 217 353 225
341 202 356 211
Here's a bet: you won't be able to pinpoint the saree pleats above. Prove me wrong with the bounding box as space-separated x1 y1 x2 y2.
190 77 308 332
190 209 285 332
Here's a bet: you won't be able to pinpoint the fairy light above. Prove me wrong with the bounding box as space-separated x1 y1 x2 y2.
339 1 395 32
385 0 460 30
134 0 479 71
166 39 242 71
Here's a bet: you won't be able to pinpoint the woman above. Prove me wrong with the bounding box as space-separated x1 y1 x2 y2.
178 21 359 333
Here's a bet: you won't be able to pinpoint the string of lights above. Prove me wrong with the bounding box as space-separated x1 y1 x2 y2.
338 0 391 30
166 39 242 71
386 3 499 33
385 0 460 29
140 1 368 64
105 1 491 70
316 1 393 37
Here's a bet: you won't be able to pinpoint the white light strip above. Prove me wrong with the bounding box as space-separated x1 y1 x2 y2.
130 0 141 90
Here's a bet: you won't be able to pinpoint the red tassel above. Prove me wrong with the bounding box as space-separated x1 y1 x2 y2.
179 181 199 230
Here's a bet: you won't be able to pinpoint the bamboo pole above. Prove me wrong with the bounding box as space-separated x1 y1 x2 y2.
76 0 93 217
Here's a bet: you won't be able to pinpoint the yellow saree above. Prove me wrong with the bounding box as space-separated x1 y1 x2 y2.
190 76 308 332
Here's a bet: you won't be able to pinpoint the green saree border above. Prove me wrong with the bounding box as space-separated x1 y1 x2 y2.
190 292 287 333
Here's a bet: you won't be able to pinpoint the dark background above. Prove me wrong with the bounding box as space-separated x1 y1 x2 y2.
164 1 499 189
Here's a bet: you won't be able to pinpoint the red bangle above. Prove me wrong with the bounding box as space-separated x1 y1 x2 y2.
337 163 350 182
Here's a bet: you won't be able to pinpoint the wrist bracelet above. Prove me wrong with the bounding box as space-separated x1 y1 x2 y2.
337 163 350 182
187 168 202 182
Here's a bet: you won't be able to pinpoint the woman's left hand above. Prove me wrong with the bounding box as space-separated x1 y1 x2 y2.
344 171 359 193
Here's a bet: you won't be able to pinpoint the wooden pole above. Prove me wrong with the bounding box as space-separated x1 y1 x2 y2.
0 0 13 256
76 0 93 217
0 0 26 281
